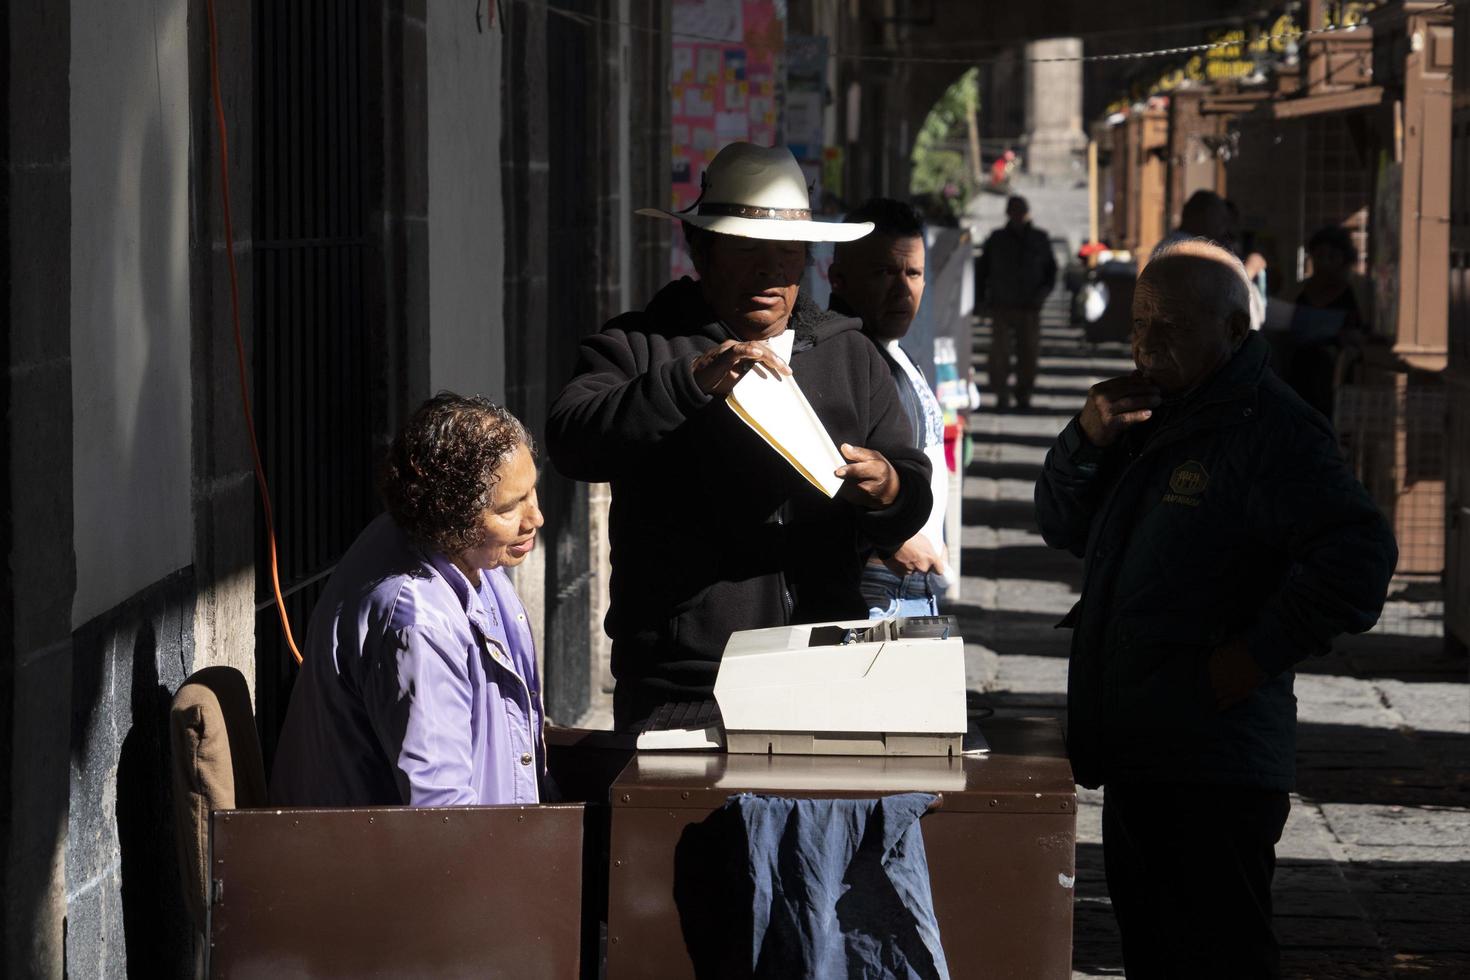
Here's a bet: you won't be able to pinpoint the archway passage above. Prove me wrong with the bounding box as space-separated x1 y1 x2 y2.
847 0 1267 199
909 68 981 225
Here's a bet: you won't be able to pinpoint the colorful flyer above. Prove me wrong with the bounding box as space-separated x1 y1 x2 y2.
668 0 785 278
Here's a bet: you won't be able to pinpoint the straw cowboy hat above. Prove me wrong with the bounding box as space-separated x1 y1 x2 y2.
637 143 873 243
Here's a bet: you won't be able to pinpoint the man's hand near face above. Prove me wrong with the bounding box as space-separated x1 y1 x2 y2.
883 534 947 575
1079 374 1163 447
691 339 792 396
835 443 900 509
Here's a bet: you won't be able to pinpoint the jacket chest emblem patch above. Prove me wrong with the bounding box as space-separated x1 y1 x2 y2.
1163 460 1209 506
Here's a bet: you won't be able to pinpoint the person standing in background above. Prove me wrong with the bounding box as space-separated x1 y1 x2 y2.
1283 225 1368 420
1223 199 1270 300
976 195 1057 411
1156 190 1234 252
1154 193 1267 331
830 198 950 617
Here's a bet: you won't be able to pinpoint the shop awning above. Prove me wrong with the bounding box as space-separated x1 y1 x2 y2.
1200 91 1273 115
1272 85 1386 119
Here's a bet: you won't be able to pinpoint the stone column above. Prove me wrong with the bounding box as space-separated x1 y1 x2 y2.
1023 37 1087 181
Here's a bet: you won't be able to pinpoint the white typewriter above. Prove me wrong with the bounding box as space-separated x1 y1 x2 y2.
637 615 968 757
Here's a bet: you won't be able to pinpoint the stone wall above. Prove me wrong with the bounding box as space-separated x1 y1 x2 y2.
4 0 251 974
4 1 77 974
65 572 196 978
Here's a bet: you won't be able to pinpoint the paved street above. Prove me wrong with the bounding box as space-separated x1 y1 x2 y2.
959 264 1470 979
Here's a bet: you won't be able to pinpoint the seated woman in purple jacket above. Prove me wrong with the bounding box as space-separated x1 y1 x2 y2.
270 393 546 807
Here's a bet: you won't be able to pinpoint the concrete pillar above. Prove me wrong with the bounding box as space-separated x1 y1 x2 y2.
1023 37 1087 182
427 3 506 404
188 0 258 698
383 0 433 427
498 0 554 705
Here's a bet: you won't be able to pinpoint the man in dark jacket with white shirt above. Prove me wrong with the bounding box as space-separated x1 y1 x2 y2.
1035 239 1396 979
829 197 951 619
548 144 931 729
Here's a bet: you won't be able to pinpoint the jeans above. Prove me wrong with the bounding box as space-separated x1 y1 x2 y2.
860 562 946 619
673 793 950 980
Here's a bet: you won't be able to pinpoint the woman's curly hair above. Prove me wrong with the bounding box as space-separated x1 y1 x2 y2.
380 393 534 555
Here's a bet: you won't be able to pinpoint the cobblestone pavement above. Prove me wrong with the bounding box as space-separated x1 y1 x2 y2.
958 277 1470 979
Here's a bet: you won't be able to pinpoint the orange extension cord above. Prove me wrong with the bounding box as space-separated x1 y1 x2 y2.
206 0 303 665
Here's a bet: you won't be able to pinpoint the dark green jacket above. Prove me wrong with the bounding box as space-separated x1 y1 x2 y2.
1034 333 1397 790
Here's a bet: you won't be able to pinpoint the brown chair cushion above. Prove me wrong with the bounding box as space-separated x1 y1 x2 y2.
170 666 268 931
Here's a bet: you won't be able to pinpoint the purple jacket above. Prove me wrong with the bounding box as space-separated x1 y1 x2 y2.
270 514 544 807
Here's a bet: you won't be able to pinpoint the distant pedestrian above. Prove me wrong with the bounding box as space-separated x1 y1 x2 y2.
1155 191 1266 330
976 195 1057 410
1035 239 1396 979
1224 198 1270 306
1154 189 1234 254
829 198 951 618
1281 225 1368 419
989 148 1017 189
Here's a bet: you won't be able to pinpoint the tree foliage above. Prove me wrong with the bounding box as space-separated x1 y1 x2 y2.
910 68 979 221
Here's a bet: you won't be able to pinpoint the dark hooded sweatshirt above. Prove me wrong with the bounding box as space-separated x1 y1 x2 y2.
548 277 932 726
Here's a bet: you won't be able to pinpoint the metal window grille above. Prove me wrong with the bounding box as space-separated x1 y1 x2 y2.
1446 379 1470 644
1334 381 1447 589
253 0 377 760
539 0 598 721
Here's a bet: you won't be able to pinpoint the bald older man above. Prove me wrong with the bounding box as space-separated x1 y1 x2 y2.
1035 240 1396 979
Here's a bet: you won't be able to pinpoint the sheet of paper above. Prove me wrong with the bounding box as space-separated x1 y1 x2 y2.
715 110 749 144
727 365 847 498
635 725 724 752
672 0 741 41
962 728 991 756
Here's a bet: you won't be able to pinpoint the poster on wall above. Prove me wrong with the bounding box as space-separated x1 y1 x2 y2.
785 34 828 207
669 0 785 279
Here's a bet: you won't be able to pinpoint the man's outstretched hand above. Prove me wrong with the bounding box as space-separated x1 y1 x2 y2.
1079 373 1162 447
835 443 899 509
691 340 791 396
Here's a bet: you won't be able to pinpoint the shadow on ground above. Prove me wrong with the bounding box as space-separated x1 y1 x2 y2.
1071 843 1470 980
961 497 1045 531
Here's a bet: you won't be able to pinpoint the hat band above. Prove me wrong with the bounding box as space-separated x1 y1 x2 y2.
698 202 813 221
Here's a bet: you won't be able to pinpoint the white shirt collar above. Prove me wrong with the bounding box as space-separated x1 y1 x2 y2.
764 329 794 362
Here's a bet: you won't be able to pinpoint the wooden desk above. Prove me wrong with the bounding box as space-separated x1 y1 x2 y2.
604 716 1077 979
208 804 586 978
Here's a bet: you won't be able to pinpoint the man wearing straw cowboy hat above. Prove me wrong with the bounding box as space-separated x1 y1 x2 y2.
549 143 933 730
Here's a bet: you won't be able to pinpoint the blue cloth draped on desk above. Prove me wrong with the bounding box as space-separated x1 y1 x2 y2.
674 791 950 979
